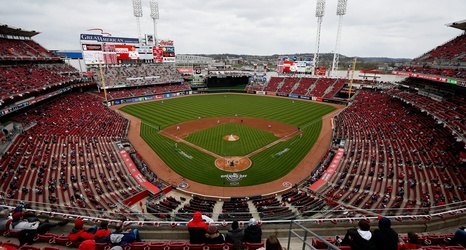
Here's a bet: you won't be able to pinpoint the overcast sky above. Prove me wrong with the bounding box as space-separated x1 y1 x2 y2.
1 0 465 58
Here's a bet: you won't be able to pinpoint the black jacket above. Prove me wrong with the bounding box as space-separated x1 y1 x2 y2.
373 228 399 250
243 225 262 243
226 228 244 243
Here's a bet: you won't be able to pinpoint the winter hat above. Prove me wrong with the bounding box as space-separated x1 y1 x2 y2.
75 219 85 228
232 220 239 230
78 239 95 250
249 218 257 226
208 223 218 234
378 217 391 229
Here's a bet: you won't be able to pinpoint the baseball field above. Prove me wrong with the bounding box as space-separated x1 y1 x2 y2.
119 94 336 187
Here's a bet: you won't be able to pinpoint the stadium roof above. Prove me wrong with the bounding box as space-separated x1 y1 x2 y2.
0 24 40 37
446 19 466 31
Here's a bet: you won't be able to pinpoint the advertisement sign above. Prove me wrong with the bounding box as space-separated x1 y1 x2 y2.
115 45 139 61
162 46 175 63
278 59 313 73
152 46 163 63
80 34 139 44
102 44 117 64
136 45 154 60
314 67 327 76
82 44 103 64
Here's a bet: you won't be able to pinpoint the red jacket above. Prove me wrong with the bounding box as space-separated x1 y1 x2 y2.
187 212 209 244
94 228 111 243
68 228 95 242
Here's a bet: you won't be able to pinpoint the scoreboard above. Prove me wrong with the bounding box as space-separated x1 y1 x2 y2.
79 33 175 64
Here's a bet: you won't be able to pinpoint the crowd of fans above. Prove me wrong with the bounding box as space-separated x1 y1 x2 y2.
88 64 184 88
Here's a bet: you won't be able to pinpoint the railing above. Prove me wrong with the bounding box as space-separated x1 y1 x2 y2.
3 197 466 226
288 220 340 250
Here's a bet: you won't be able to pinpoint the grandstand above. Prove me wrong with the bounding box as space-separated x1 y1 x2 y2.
1 19 466 249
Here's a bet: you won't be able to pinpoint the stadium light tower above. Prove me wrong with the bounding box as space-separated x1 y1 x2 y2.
331 0 348 76
150 0 159 46
132 0 143 42
314 0 326 70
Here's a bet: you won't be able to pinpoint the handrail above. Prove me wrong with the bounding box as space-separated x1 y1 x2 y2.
288 220 340 250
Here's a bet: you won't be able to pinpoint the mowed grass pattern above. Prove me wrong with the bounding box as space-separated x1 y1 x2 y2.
185 123 279 156
120 94 336 187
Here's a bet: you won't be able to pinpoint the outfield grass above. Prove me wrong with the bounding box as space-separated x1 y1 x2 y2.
120 94 336 187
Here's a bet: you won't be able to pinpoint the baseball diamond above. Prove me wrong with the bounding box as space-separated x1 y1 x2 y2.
116 93 342 197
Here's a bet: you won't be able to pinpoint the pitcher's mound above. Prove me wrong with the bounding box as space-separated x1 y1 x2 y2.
215 156 251 172
224 134 240 141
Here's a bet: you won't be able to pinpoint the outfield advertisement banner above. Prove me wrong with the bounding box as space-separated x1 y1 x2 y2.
309 148 344 192
119 150 160 194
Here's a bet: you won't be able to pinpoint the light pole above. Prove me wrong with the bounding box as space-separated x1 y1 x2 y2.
150 0 159 46
314 0 326 70
132 0 143 42
331 0 348 76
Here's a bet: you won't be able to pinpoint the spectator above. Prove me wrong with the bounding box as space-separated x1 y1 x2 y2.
258 235 285 250
94 221 111 243
243 218 262 243
205 223 225 244
373 217 399 250
340 219 376 250
226 220 244 243
108 221 142 246
78 239 96 250
399 232 421 250
0 208 11 230
450 226 466 247
187 211 208 244
68 219 96 243
9 212 60 234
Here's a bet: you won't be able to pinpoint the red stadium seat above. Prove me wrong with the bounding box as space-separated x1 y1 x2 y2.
186 243 207 250
245 241 264 250
148 241 168 250
95 242 111 250
206 243 225 250
338 246 352 250
42 247 62 250
33 233 57 244
18 244 41 250
128 242 149 250
168 241 187 250
52 234 72 247
1 241 21 249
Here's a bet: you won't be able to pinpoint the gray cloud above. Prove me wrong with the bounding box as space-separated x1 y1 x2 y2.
1 0 464 58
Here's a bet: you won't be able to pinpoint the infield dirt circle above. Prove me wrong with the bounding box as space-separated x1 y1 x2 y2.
215 156 251 172
224 134 239 141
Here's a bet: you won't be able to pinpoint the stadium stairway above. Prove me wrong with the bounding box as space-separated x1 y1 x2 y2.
246 200 260 221
210 202 223 221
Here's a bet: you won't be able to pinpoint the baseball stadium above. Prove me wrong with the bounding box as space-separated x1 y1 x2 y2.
1 1 466 250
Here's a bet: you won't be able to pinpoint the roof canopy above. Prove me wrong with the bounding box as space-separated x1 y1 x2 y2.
446 19 466 32
0 24 40 38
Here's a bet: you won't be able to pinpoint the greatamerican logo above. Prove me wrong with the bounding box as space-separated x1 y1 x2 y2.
221 173 247 182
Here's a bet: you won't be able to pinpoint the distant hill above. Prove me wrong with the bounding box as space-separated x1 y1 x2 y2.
189 53 411 71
